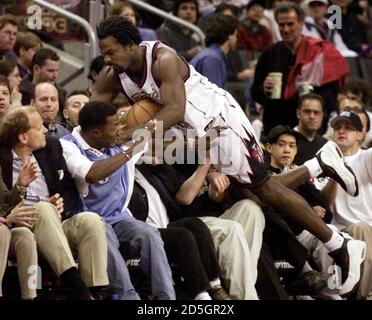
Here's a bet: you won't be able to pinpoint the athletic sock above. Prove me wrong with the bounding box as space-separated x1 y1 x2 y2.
194 291 212 300
209 278 221 288
323 231 344 252
304 158 323 178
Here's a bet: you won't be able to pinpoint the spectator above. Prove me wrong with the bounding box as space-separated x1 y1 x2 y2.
0 59 22 107
13 31 42 79
215 3 255 110
131 168 231 300
190 14 240 88
63 90 89 132
330 0 368 54
293 93 328 165
32 82 70 139
251 3 349 137
19 48 66 107
156 0 203 61
110 1 158 41
299 110 372 299
61 101 176 300
87 55 105 96
0 75 11 120
237 0 273 59
302 0 358 58
0 15 18 64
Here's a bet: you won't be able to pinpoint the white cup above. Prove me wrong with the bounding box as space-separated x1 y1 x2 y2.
269 72 283 99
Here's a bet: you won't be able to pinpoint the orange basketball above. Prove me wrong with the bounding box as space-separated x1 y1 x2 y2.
125 98 161 129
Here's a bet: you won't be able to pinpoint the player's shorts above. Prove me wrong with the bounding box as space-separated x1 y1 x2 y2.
207 102 270 188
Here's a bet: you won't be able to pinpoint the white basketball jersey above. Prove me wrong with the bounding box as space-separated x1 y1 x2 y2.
116 41 234 133
116 41 267 185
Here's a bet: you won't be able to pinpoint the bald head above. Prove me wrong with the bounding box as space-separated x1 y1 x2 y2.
33 82 59 124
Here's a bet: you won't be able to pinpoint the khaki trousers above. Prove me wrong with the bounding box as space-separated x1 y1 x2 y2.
0 224 38 299
199 199 265 300
33 202 108 287
298 222 372 299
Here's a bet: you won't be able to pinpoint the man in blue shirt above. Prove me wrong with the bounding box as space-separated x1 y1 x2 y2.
191 14 239 88
61 101 175 300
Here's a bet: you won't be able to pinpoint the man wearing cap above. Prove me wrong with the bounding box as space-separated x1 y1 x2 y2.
302 0 357 58
299 110 372 299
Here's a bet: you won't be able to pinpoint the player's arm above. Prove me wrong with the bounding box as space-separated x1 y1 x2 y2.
90 66 119 103
151 50 186 131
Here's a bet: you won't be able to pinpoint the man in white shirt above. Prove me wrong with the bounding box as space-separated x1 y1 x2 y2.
300 110 372 299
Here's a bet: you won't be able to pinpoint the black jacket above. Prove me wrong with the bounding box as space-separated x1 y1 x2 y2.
0 136 82 220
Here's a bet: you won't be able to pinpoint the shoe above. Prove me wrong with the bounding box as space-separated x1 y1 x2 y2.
316 141 358 196
209 286 233 300
288 270 328 296
329 238 367 297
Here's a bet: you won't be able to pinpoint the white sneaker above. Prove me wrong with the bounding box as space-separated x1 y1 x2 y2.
316 141 359 196
329 238 367 297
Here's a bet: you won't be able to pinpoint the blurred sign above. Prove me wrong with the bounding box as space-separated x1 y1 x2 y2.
4 0 84 40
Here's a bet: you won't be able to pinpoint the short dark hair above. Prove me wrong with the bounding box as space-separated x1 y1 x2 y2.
0 107 38 147
173 0 199 17
13 31 42 56
340 79 371 104
274 3 305 22
0 59 16 77
266 125 301 144
97 15 142 46
0 74 11 93
31 48 60 70
215 3 238 16
246 0 264 11
0 14 18 31
298 93 325 111
79 101 117 132
205 14 239 47
110 1 136 17
88 55 105 81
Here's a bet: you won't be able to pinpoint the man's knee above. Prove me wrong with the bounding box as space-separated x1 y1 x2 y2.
35 201 59 221
73 212 105 233
11 227 36 244
232 199 265 224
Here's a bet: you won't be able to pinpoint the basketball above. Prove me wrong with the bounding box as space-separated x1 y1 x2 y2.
125 98 161 129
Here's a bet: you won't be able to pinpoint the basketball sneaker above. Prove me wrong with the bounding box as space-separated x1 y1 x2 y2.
316 141 359 196
329 238 367 297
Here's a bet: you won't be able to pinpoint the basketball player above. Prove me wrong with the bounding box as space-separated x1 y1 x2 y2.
92 16 366 296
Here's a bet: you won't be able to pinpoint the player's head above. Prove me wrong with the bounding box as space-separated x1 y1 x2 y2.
266 125 300 169
97 16 142 70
